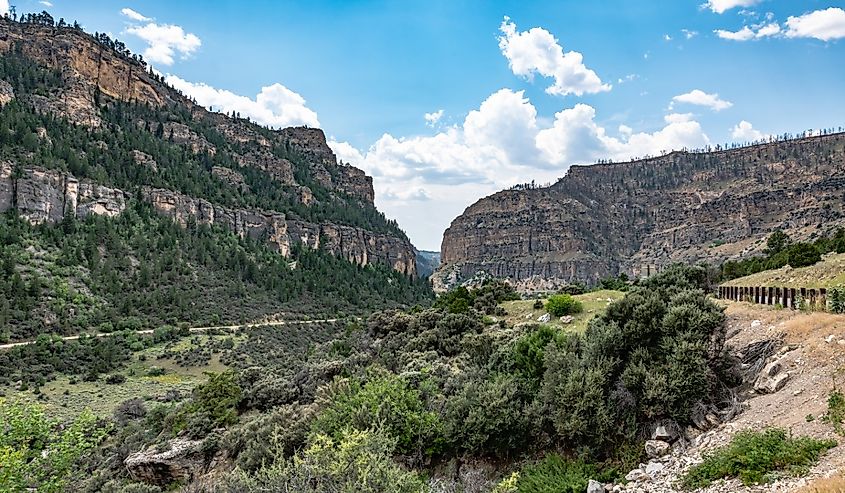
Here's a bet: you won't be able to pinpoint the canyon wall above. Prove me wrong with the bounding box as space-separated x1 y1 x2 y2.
439 134 845 289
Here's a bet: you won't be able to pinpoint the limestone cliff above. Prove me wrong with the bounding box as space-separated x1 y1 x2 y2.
439 133 845 288
0 18 412 276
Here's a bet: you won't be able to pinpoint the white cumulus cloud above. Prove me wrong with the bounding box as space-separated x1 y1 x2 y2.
731 120 769 141
165 75 320 128
715 22 781 41
703 0 760 14
785 7 845 41
0 0 8 15
121 8 150 22
671 89 733 111
497 17 610 97
328 88 710 249
122 9 201 66
424 109 444 127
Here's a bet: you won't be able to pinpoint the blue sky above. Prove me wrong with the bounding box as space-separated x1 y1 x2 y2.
13 0 845 250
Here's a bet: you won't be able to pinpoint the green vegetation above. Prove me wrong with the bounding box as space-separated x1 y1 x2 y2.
721 228 845 281
824 390 845 435
0 400 109 492
0 204 430 342
681 428 836 488
223 428 428 493
544 293 583 317
512 454 618 493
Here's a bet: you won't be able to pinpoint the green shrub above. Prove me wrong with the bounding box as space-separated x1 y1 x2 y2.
786 243 821 268
514 454 617 493
311 373 443 457
223 428 428 493
681 428 836 488
168 370 242 438
824 390 845 435
544 294 583 317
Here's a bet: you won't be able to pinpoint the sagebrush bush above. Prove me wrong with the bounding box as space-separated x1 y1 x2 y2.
681 428 836 488
222 428 429 493
514 454 618 493
544 294 583 317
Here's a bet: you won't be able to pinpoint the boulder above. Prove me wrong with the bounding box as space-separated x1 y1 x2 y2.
651 422 679 442
538 313 551 323
586 479 604 493
644 439 670 458
625 468 649 482
755 371 790 394
124 438 205 487
645 461 664 476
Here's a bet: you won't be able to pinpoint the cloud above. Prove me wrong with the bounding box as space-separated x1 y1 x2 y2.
682 29 699 39
731 120 769 141
671 89 733 111
663 34 672 41
715 26 755 40
785 7 845 41
328 88 709 249
122 9 201 66
165 75 320 128
703 0 760 14
497 16 610 97
40 0 53 7
424 109 444 127
715 22 780 41
617 74 638 84
121 7 150 22
0 0 8 15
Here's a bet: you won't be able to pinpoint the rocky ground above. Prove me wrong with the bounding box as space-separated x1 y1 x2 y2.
607 301 845 493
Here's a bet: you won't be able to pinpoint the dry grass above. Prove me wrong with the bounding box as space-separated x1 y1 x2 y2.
796 473 845 493
499 290 624 333
722 253 845 289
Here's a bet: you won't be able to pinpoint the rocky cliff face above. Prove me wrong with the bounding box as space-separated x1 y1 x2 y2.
0 163 416 275
0 19 413 276
439 134 845 288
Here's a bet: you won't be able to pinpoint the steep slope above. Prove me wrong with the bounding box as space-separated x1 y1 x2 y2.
0 17 416 275
439 134 845 288
0 17 432 341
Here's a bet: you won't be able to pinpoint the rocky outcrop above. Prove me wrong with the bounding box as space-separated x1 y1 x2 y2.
0 19 412 275
211 166 248 192
439 134 845 288
124 438 225 487
131 150 158 172
0 162 416 273
0 162 126 223
142 187 291 255
0 79 13 106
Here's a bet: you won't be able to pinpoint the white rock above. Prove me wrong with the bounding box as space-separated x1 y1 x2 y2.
645 439 671 458
750 319 762 328
826 334 836 343
538 313 551 323
586 479 604 493
625 469 649 482
645 461 664 476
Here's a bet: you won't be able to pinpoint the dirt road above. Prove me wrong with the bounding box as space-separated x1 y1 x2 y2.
0 318 343 350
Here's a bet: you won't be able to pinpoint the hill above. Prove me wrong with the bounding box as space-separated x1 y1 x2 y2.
722 252 845 289
0 16 432 342
437 133 845 290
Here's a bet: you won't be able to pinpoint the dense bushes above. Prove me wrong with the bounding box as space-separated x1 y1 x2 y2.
544 294 583 317
681 428 836 488
0 400 109 492
25 265 740 491
222 429 428 493
511 454 619 493
721 228 845 281
312 373 443 457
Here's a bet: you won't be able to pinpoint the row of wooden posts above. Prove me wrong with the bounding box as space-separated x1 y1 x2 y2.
717 285 827 310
